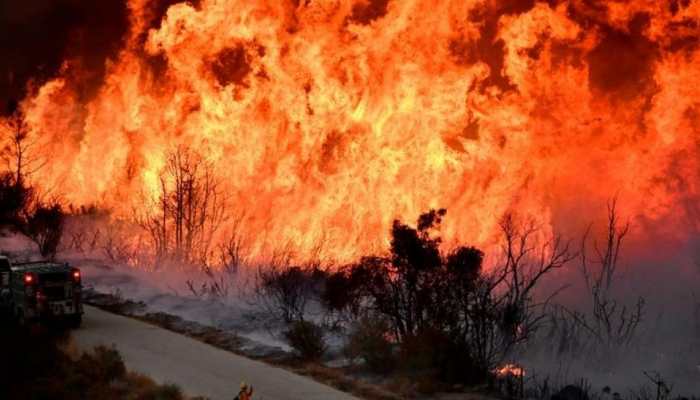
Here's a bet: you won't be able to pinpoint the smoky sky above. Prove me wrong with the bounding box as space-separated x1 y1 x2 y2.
1 0 694 117
0 0 201 116
0 0 130 115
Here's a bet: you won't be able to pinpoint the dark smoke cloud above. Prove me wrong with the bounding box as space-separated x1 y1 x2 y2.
347 0 390 25
449 0 538 92
2 0 696 116
448 1 693 102
136 0 202 46
0 0 131 115
586 13 660 100
0 0 206 115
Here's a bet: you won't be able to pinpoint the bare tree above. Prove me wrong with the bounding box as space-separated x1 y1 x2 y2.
102 221 142 265
2 108 45 186
185 274 230 300
470 214 575 370
565 199 644 352
217 212 248 274
0 108 40 227
136 146 227 267
497 214 575 342
631 371 673 400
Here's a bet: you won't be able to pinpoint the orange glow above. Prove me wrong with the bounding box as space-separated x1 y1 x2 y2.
3 1 700 263
494 363 525 378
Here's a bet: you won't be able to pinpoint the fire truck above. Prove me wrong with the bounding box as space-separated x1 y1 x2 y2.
0 256 83 328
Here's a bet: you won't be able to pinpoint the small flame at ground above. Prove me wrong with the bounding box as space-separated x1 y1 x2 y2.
494 363 525 378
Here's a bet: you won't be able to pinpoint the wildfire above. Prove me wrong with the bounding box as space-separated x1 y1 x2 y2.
3 0 700 262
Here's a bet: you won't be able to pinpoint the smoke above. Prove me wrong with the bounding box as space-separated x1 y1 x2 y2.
0 0 211 115
0 0 131 114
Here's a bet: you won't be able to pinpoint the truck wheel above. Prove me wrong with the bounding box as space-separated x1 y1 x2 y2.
68 314 82 329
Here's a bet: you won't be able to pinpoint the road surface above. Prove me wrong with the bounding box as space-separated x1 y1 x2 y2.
73 306 360 400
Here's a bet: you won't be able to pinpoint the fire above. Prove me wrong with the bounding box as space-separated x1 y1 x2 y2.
494 363 525 378
3 1 700 262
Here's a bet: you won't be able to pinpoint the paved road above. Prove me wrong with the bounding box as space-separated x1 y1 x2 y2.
73 306 360 400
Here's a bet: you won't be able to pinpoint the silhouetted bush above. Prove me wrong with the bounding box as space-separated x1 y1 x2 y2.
321 266 368 321
75 345 127 383
0 324 189 399
398 327 480 384
324 209 487 381
0 172 32 228
256 262 324 323
344 316 395 374
323 209 572 384
24 202 65 258
284 320 327 361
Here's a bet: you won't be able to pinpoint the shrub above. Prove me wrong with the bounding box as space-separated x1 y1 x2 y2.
321 266 368 320
344 316 395 374
284 320 327 361
76 345 127 383
397 328 480 384
323 209 572 385
256 263 320 323
0 172 32 227
0 324 194 399
24 202 65 259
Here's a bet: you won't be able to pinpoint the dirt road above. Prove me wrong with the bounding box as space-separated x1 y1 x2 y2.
73 306 360 400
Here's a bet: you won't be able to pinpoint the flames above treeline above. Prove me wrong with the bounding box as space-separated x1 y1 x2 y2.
2 0 700 262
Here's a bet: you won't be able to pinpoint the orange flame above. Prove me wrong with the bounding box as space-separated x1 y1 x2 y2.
3 1 700 262
494 363 525 378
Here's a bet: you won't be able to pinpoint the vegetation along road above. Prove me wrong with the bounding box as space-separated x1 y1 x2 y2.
73 306 359 400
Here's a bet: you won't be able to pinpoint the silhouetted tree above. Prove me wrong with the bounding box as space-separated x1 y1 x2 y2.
0 106 40 229
564 198 644 353
136 146 226 266
0 172 32 227
3 109 44 184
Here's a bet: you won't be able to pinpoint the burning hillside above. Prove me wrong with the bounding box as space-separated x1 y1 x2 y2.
1 0 700 262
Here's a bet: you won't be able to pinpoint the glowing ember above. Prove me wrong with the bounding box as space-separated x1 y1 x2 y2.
3 1 700 262
494 363 525 378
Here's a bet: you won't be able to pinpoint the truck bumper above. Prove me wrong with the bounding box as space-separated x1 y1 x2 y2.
30 300 83 320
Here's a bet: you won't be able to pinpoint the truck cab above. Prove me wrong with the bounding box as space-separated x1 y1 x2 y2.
2 257 83 328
